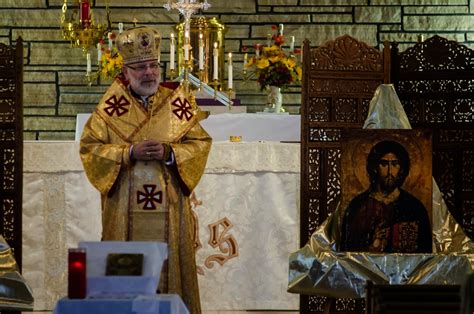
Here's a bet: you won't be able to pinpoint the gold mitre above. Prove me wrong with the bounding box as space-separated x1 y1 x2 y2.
116 26 161 65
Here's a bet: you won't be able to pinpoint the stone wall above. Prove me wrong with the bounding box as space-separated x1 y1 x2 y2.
1 0 474 140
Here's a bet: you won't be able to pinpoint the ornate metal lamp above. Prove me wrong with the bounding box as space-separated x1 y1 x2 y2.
61 0 111 82
61 0 111 52
175 16 226 85
164 0 233 106
164 0 210 93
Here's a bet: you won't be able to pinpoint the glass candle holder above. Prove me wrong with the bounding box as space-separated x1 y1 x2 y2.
68 248 87 299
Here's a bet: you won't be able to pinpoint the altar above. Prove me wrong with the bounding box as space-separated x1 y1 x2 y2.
22 139 300 311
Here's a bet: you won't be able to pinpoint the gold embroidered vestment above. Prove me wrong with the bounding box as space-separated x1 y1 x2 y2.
80 79 212 314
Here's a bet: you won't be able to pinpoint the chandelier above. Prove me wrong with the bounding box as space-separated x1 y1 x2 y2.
61 0 111 53
61 0 112 83
60 0 111 54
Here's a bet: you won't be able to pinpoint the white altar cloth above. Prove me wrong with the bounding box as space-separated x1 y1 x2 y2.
76 113 301 142
200 113 301 142
22 141 300 311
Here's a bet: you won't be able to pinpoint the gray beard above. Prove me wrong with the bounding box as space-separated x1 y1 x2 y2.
134 82 158 96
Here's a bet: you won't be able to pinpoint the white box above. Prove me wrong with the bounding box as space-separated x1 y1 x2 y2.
78 241 168 298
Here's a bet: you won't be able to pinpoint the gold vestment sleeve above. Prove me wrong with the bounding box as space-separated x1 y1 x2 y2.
80 113 130 195
171 119 212 194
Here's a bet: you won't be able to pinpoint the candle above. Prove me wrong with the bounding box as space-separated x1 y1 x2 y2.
185 20 190 36
97 42 102 64
256 44 260 57
86 52 91 74
68 248 87 299
198 33 204 71
80 0 91 28
184 31 190 61
227 52 233 90
118 22 123 34
278 23 284 35
107 32 113 51
213 42 218 80
170 33 175 70
290 36 295 52
243 53 248 68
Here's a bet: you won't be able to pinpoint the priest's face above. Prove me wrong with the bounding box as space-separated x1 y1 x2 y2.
123 60 161 96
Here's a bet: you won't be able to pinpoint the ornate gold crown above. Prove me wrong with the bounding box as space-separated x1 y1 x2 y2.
116 27 161 65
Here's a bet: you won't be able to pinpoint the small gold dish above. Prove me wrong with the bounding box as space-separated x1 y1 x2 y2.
229 135 242 142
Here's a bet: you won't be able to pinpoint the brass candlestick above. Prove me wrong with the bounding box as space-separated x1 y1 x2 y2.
167 68 177 81
226 88 234 109
181 58 194 97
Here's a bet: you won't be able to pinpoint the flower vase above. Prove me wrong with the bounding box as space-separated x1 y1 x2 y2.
265 85 283 113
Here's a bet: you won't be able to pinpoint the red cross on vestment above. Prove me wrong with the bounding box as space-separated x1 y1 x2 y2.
172 97 193 121
104 95 130 117
137 184 162 210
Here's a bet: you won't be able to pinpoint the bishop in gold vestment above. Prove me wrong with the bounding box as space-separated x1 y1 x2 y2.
79 27 211 314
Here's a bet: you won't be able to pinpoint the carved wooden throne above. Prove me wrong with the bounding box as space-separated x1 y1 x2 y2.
300 35 390 313
391 35 474 240
0 38 23 270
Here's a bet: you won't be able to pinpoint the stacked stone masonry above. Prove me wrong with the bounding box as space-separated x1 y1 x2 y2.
1 0 474 139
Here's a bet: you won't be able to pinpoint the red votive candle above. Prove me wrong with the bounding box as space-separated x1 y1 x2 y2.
68 248 87 299
79 0 91 28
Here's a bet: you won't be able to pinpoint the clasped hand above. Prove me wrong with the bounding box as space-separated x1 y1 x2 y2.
132 140 165 161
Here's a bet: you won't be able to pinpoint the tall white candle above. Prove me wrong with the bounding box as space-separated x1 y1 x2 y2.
86 52 91 74
170 33 175 70
278 23 284 35
290 36 295 52
118 22 123 34
227 52 233 89
256 44 260 57
97 42 102 64
184 31 190 61
198 33 204 70
243 53 248 68
107 32 113 51
213 42 218 80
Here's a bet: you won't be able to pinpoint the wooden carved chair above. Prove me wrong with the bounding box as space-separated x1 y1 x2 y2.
300 35 390 313
0 38 23 270
391 35 474 240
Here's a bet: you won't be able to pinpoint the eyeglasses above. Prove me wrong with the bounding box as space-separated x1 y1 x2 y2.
126 62 160 72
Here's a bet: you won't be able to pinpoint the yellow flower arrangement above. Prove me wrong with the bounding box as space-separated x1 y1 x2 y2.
99 46 123 79
245 26 302 91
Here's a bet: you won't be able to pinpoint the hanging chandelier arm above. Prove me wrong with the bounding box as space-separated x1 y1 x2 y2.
105 1 112 31
61 0 68 25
